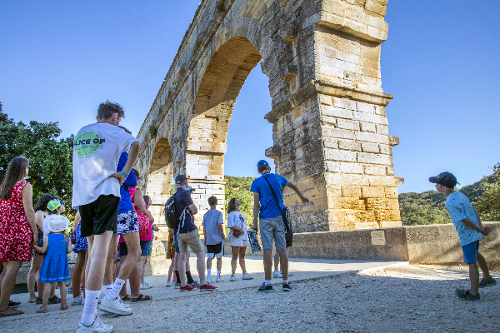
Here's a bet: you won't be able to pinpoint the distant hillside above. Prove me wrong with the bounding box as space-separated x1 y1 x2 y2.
399 173 499 226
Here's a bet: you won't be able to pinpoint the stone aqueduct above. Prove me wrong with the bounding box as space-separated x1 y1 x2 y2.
135 0 403 233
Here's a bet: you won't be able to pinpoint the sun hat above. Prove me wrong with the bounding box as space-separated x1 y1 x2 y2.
429 171 459 188
46 215 70 233
46 199 66 212
257 160 269 168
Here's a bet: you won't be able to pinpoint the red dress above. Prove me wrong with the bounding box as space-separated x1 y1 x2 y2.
0 180 33 262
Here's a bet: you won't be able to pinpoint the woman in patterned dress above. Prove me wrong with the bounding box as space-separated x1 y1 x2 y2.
0 156 37 317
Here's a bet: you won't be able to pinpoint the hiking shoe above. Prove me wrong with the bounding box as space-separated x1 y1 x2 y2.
283 283 292 291
200 284 218 291
174 282 181 289
479 277 497 288
140 282 151 290
257 282 273 292
189 280 200 289
455 288 480 301
230 274 236 282
48 295 61 304
76 316 113 333
273 271 282 278
165 280 172 287
179 284 196 292
242 272 253 280
8 300 21 308
72 295 84 305
99 297 133 315
206 277 214 284
216 276 224 282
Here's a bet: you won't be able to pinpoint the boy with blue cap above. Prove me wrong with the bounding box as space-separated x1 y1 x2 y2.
429 171 495 301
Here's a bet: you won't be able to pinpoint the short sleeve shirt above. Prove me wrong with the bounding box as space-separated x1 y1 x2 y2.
227 211 249 241
175 188 197 234
72 123 138 208
202 210 224 245
250 173 288 220
445 191 483 246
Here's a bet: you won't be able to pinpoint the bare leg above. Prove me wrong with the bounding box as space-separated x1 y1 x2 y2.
116 232 141 281
477 252 491 280
0 261 23 310
216 256 222 272
58 281 67 308
196 251 206 285
278 250 288 281
274 252 279 272
128 259 143 298
469 263 480 295
40 282 52 311
167 257 175 282
27 254 44 299
177 252 189 286
207 257 213 270
238 247 247 273
85 231 113 290
103 234 119 286
263 249 273 281
72 251 87 298
231 247 238 274
141 256 147 284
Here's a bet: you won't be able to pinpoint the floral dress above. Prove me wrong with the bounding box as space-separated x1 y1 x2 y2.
0 180 33 262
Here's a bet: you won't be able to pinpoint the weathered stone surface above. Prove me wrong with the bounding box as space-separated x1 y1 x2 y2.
135 0 401 233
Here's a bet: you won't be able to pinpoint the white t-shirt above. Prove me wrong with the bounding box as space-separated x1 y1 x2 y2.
72 122 138 208
227 211 248 241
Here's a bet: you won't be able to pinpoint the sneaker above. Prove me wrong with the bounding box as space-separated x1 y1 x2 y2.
479 277 497 288
97 288 105 304
455 288 480 301
140 282 151 290
200 284 218 291
165 280 172 287
216 276 224 282
180 284 196 292
257 282 273 292
99 297 133 315
242 272 253 280
230 274 236 282
72 295 84 305
76 316 113 333
189 280 200 289
273 271 282 278
206 277 214 284
174 282 181 289
283 283 292 291
288 272 294 277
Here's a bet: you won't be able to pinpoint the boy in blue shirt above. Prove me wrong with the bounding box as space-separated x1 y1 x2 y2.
429 171 496 301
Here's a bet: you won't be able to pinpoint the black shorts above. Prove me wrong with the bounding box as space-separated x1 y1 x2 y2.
79 195 120 237
206 242 222 254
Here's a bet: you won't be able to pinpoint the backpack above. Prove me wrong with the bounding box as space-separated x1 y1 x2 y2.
164 194 181 229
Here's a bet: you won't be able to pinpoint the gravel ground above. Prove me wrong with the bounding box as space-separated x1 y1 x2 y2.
2 264 499 332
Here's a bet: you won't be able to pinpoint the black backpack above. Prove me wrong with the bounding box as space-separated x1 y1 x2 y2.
164 194 181 229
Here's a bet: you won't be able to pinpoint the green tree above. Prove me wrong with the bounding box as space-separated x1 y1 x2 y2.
224 175 256 227
0 104 73 208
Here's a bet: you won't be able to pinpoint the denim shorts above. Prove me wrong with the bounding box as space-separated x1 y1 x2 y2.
259 216 286 251
462 240 479 264
173 232 179 253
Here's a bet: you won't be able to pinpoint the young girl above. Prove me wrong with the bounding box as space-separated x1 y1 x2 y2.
227 198 253 282
33 200 72 312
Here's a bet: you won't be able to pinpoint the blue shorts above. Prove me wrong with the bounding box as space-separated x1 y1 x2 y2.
119 240 151 257
173 233 179 253
462 240 479 264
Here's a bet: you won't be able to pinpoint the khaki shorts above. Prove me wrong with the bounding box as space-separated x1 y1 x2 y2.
178 229 204 254
259 216 286 251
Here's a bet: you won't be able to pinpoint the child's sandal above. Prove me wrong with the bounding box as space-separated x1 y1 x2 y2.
36 307 48 313
61 304 68 310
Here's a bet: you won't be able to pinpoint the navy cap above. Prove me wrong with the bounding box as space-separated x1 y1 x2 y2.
429 171 459 188
257 160 269 168
175 175 188 184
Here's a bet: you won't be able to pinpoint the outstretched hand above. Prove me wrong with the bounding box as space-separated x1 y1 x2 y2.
110 172 127 186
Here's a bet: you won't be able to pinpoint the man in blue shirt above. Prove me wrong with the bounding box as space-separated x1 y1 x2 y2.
174 175 217 292
251 160 309 292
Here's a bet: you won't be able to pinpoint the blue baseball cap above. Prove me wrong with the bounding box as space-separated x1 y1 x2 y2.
257 160 269 168
429 171 459 188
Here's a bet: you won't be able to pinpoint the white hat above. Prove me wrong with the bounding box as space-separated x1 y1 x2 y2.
47 215 70 233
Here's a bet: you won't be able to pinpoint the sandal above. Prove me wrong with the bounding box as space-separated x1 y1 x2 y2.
28 296 38 303
0 307 24 317
48 295 61 304
36 307 48 313
120 295 131 301
131 294 152 302
61 304 68 310
8 300 21 308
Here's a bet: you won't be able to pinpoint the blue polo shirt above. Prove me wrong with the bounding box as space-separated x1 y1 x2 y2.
250 173 288 219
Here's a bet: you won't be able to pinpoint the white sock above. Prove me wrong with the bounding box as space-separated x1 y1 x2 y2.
217 270 221 277
265 280 272 286
207 269 212 278
102 285 112 299
106 278 125 301
81 289 100 326
273 270 279 274
283 280 289 284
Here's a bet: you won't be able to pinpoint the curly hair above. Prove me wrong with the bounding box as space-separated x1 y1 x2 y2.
97 100 125 120
0 156 29 200
34 194 56 212
227 198 239 213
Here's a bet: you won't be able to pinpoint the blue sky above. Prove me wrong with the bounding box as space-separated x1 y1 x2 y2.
1 1 499 194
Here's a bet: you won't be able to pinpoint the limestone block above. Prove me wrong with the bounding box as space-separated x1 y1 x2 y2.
342 185 362 197
325 148 357 162
365 0 387 16
380 221 402 228
320 105 354 119
389 136 400 146
322 127 356 140
357 152 392 165
376 124 388 135
325 161 341 172
367 175 395 186
386 166 395 176
332 98 357 110
352 110 388 125
339 162 364 174
361 142 379 153
319 94 333 106
361 186 385 198
364 164 386 176
323 137 339 149
355 132 389 144
379 144 391 155
338 139 361 151
360 121 376 132
355 221 379 229
329 197 365 210
337 118 360 131
385 186 399 198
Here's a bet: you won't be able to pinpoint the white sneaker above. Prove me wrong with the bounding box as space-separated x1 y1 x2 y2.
288 272 293 277
165 280 172 287
206 277 214 284
242 272 253 280
76 316 113 333
99 297 133 316
230 274 236 282
72 295 84 305
273 271 283 278
216 276 224 282
140 282 151 290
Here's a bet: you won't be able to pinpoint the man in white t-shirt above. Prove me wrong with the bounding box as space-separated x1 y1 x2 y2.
73 101 140 333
